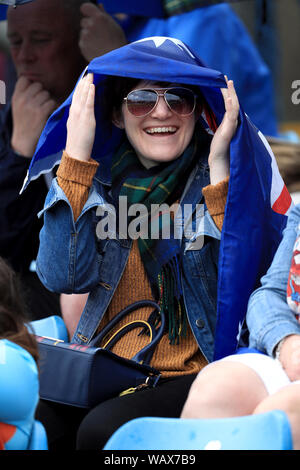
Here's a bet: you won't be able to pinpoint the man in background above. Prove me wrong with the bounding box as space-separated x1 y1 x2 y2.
0 0 125 320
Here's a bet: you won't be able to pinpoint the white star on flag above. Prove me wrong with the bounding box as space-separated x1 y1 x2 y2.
134 36 195 59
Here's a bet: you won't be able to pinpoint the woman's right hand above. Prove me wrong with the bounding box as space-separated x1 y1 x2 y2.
65 73 96 162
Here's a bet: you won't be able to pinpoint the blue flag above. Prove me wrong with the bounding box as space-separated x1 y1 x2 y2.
23 37 292 359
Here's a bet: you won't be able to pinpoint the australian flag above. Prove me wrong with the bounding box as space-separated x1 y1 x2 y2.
23 36 292 360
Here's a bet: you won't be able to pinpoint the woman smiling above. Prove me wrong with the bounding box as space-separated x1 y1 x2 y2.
35 38 241 450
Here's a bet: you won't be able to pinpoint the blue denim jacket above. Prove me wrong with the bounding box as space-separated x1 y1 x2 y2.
247 203 300 357
36 158 221 363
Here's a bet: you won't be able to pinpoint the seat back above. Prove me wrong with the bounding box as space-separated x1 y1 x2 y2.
27 420 48 450
104 411 293 450
29 315 69 342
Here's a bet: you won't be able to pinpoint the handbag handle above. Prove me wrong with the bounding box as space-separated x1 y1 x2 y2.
89 300 165 365
102 320 154 349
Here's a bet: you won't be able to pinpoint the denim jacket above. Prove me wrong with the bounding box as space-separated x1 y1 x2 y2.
247 204 300 357
36 157 221 363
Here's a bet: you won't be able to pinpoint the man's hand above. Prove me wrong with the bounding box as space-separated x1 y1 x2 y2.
79 2 127 62
11 76 56 158
65 73 96 162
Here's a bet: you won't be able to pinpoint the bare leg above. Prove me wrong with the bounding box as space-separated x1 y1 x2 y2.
181 361 268 419
60 292 89 339
253 383 300 449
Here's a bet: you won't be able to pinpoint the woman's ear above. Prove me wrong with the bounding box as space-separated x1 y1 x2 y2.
112 109 125 129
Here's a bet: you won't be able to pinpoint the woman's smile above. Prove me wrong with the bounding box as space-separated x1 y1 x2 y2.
144 126 178 136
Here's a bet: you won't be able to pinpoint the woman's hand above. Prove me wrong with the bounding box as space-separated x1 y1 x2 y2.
277 334 300 381
208 78 239 185
65 73 96 162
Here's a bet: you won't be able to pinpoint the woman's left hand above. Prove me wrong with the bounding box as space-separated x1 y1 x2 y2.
208 78 239 185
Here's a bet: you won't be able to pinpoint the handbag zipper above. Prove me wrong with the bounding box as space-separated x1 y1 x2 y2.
119 378 152 396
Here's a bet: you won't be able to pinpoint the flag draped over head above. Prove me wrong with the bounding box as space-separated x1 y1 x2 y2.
24 36 292 359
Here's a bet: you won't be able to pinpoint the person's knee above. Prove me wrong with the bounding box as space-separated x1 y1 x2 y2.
181 361 267 419
253 384 300 450
254 383 300 415
181 362 237 418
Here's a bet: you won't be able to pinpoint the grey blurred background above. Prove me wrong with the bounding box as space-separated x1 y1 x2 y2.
232 0 300 130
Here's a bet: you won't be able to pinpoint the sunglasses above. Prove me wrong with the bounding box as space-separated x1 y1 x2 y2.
123 87 197 117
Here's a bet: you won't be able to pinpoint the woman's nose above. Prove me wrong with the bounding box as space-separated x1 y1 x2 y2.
150 95 173 118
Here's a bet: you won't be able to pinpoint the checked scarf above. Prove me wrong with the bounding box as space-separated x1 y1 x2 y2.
111 128 210 343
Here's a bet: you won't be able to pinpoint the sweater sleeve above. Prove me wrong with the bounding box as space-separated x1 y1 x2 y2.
202 176 229 231
56 151 99 221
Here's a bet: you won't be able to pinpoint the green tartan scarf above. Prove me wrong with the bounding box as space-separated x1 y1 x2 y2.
111 130 209 343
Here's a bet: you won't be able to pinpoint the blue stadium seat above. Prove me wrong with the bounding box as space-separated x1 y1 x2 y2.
29 315 69 341
27 420 48 450
103 410 293 450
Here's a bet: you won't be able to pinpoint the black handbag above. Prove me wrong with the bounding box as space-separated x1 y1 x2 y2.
36 300 164 408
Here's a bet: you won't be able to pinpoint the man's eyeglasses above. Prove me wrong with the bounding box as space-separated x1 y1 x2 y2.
123 87 197 117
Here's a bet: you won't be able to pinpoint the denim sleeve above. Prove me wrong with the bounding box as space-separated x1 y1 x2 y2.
247 204 300 356
36 178 104 294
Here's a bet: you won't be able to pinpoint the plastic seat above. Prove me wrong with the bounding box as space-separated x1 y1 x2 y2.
103 410 293 450
29 315 69 342
27 420 48 450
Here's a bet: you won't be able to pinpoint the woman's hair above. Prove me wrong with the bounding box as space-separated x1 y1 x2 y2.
0 257 38 363
100 76 204 133
100 76 141 129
